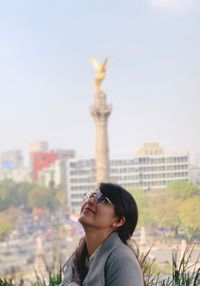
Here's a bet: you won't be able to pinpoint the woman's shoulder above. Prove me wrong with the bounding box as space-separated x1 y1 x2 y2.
102 233 139 264
105 241 144 286
108 240 139 264
62 255 75 273
106 239 143 276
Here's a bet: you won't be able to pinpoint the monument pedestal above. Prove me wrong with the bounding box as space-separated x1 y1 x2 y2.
34 236 46 277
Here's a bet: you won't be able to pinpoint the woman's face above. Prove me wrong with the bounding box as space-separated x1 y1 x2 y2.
79 192 119 233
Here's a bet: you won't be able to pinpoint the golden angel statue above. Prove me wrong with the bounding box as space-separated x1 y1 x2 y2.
91 57 108 94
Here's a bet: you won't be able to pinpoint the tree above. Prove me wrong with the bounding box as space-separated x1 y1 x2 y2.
0 212 12 239
28 188 53 209
178 197 200 238
128 188 153 227
151 181 200 236
167 181 199 201
54 188 68 212
15 181 37 207
0 180 51 211
152 195 180 233
0 180 17 211
0 216 12 238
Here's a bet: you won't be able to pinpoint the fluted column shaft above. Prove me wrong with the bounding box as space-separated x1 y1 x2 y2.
91 92 112 185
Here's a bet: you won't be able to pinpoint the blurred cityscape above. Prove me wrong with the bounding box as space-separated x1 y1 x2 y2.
0 141 200 283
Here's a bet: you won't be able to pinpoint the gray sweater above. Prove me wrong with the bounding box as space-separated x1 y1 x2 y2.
61 232 144 286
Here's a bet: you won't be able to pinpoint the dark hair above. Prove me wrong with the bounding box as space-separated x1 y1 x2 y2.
72 183 139 283
99 182 138 244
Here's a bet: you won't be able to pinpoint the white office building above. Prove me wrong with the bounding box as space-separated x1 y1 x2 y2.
66 144 189 212
189 166 200 185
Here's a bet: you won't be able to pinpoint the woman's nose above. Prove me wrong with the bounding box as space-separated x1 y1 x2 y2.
88 197 96 205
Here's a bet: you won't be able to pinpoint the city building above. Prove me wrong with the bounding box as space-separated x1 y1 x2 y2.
0 149 28 183
194 153 200 166
31 150 75 182
38 159 62 188
38 151 75 190
189 166 200 185
31 151 59 182
0 167 32 182
29 141 49 178
66 158 96 211
0 150 23 170
31 148 75 199
29 141 49 153
67 143 189 212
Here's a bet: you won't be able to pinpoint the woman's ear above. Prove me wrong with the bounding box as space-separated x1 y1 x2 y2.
112 216 126 228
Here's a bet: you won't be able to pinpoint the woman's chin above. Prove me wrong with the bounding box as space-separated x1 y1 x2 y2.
78 214 86 224
78 214 93 228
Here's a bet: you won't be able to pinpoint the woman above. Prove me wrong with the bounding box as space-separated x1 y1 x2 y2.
60 183 144 286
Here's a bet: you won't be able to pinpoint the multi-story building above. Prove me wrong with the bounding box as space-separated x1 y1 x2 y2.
30 140 75 183
0 167 32 182
29 141 49 153
67 143 189 212
0 150 23 170
31 151 59 182
194 153 200 166
38 150 75 190
189 166 200 185
66 158 96 211
38 159 62 188
31 148 75 195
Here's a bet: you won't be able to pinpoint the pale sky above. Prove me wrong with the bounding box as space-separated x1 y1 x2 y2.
0 0 199 163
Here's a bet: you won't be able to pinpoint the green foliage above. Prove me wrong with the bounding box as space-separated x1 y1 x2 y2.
55 188 67 207
16 182 38 206
150 181 200 238
167 181 200 201
170 245 200 286
152 195 181 230
0 180 17 211
167 181 200 238
0 212 13 238
178 197 200 237
126 181 200 239
142 244 200 286
0 268 62 286
0 180 67 212
127 181 200 237
128 188 154 227
0 180 37 211
0 278 16 285
34 268 62 286
28 188 53 209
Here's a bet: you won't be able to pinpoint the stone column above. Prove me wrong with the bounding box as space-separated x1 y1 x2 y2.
34 235 46 276
91 92 112 185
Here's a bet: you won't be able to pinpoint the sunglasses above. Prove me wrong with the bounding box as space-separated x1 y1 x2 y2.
83 192 114 207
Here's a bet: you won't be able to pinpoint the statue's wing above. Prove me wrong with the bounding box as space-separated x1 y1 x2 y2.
103 57 108 67
91 58 101 72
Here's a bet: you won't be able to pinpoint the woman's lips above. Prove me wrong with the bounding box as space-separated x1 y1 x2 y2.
83 207 95 214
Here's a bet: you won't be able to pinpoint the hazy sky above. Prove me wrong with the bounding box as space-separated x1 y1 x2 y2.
0 0 199 162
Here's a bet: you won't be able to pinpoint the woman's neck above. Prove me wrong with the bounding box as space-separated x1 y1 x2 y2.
84 229 113 257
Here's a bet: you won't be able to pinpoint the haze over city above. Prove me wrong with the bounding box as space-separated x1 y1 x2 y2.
0 0 199 161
